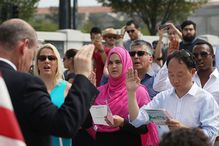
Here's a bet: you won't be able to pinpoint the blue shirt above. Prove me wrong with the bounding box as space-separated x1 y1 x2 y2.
50 80 72 146
141 74 158 99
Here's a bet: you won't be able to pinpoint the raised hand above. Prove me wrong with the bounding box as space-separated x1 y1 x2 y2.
126 68 140 93
74 44 95 78
120 26 126 39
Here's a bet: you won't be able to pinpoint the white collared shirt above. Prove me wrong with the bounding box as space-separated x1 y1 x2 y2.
193 68 219 105
130 83 219 143
153 64 219 105
153 62 171 92
0 57 17 70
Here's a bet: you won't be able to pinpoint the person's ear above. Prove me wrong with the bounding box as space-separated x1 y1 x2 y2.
18 39 29 55
191 68 196 75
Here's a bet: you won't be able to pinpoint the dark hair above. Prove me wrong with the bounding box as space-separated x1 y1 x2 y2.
158 128 211 146
181 20 196 30
126 20 139 29
152 40 164 49
90 27 102 36
167 50 196 69
0 19 36 50
193 40 214 55
65 48 78 59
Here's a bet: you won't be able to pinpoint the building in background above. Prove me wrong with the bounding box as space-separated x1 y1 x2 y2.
35 1 219 55
190 1 219 36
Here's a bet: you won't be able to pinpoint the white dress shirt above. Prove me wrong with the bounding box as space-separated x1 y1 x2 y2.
193 68 219 105
130 83 219 143
153 62 171 92
153 64 219 105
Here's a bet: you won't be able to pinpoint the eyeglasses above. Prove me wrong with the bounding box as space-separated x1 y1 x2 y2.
107 36 117 39
127 30 135 34
37 55 57 61
193 51 210 58
129 51 146 57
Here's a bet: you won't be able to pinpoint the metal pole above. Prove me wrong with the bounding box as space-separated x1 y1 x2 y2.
72 0 78 29
59 0 71 29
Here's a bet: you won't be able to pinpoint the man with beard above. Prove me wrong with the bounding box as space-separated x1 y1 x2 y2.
179 20 203 53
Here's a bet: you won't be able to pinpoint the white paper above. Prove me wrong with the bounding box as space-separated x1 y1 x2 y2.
90 105 113 126
145 109 172 125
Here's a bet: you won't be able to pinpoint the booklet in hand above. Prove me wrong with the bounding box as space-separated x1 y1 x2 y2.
90 105 114 126
145 109 172 125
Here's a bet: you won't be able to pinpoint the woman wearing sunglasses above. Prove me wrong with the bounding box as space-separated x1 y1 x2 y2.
34 43 72 146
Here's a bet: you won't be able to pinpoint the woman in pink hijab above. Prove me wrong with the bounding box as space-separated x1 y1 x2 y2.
94 46 159 146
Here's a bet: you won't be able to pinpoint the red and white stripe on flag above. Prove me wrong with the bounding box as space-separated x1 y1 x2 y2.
0 75 26 146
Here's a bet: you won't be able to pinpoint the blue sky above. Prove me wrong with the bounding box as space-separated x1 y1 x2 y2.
38 0 101 7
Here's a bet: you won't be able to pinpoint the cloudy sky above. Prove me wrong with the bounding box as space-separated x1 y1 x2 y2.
38 0 101 7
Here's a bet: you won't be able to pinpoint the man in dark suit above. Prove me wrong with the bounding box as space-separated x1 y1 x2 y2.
0 18 98 146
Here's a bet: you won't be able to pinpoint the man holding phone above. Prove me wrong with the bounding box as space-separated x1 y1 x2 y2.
90 27 110 86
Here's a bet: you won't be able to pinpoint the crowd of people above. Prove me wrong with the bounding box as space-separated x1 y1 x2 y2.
0 18 219 146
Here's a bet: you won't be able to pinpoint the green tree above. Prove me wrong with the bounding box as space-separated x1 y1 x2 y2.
0 0 39 22
97 0 208 35
28 18 58 31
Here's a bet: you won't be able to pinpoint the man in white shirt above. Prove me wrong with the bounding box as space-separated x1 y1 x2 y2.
127 50 219 144
153 41 219 105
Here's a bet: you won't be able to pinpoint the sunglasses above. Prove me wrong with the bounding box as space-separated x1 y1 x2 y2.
107 36 117 39
193 51 210 58
129 51 146 57
37 55 57 61
127 30 135 34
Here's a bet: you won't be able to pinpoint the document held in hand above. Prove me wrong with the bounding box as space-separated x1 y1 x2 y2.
90 105 114 126
145 109 172 125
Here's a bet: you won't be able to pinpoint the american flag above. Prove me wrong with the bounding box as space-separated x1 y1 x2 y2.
0 75 26 146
